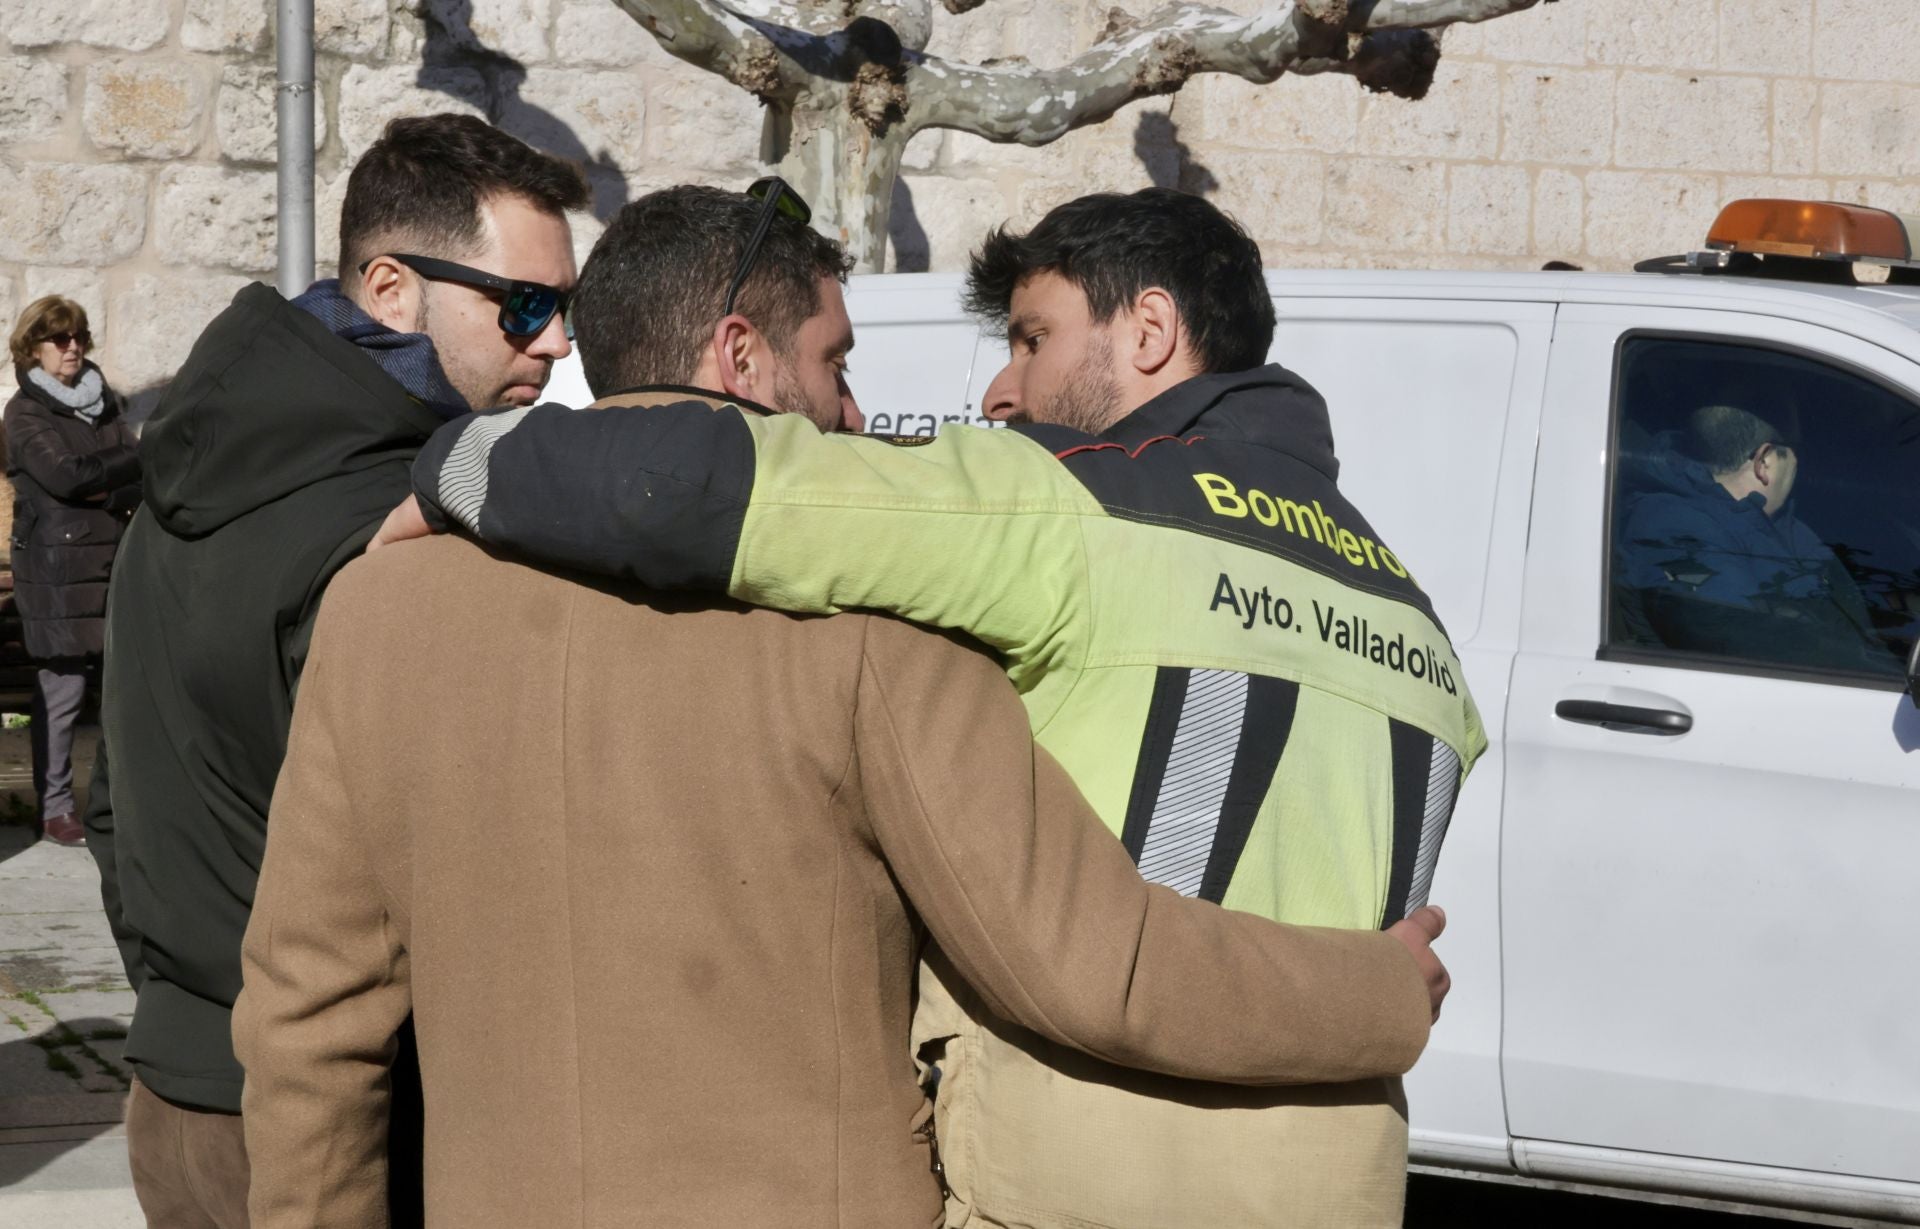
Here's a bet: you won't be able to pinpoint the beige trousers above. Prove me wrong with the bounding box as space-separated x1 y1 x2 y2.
126 1077 252 1229
913 955 1411 1229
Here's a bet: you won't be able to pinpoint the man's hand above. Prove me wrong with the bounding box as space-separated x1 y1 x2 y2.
1385 905 1450 1023
367 494 433 553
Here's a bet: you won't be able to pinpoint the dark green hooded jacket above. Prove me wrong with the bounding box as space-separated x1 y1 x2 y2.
87 283 443 1110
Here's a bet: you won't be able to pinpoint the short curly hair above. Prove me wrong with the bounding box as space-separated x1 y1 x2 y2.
9 295 91 370
572 185 853 397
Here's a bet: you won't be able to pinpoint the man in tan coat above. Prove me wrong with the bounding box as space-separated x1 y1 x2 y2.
234 184 1444 1227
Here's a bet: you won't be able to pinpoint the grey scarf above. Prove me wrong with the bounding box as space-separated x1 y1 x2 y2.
26 365 106 425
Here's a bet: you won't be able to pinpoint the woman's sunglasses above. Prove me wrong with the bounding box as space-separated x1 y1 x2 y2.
39 331 90 350
722 177 813 317
360 254 572 339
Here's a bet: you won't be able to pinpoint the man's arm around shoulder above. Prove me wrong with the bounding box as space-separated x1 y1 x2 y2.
391 404 1098 676
853 615 1435 1086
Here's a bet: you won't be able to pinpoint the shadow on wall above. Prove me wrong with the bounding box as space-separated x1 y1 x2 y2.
888 177 931 273
1135 112 1218 196
886 111 1221 275
416 0 633 223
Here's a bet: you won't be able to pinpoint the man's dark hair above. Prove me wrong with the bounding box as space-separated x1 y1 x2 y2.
570 185 853 397
963 188 1275 374
338 113 589 279
1687 403 1795 474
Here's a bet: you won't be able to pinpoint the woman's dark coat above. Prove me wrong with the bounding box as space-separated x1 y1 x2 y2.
4 363 142 660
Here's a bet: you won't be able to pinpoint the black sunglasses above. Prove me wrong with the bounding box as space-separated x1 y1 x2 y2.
722 177 813 318
361 254 573 339
40 330 90 350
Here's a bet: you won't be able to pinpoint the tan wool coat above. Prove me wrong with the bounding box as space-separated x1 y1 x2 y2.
233 535 1432 1228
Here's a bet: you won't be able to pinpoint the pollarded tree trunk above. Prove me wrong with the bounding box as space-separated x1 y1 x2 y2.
781 122 910 275
771 62 917 271
613 0 937 268
612 0 1550 272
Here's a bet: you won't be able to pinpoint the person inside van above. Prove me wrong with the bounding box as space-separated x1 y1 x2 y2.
1614 401 1883 670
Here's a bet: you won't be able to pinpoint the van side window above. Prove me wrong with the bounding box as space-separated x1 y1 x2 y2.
1272 318 1516 644
1606 335 1920 684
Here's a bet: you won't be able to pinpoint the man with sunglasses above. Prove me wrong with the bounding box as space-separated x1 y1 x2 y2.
352 251 576 411
378 186 1473 1226
85 112 585 1227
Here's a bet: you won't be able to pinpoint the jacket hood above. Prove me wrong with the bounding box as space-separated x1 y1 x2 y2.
1105 364 1340 480
141 283 446 537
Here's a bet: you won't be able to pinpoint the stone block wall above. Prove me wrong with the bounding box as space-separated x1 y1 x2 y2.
1 0 1917 397
889 0 1920 275
0 0 761 399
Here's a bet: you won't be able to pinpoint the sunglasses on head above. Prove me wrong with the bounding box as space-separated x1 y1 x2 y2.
40 331 90 350
361 254 572 339
722 177 813 318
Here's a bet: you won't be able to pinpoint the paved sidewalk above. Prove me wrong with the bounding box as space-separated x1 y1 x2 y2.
0 728 144 1224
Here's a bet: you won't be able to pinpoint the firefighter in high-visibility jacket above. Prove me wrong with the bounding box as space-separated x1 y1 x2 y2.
403 188 1484 1228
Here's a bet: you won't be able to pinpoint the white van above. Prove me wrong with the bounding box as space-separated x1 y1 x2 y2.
550 200 1920 1223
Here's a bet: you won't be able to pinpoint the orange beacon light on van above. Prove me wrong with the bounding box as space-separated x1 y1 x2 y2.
1705 199 1915 264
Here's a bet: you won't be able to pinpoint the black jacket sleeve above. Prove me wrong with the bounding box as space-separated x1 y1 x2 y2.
409 400 754 591
103 411 144 515
82 735 147 992
280 519 383 705
4 402 141 501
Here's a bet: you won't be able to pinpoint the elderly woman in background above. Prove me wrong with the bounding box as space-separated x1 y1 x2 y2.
5 296 140 846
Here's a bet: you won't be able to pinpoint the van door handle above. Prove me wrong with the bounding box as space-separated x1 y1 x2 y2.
1554 699 1693 735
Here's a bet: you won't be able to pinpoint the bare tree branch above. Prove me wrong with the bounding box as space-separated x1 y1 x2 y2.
1353 0 1552 30
606 0 1546 270
1296 28 1441 97
909 4 1299 144
614 1 939 107
609 0 809 102
908 0 1540 143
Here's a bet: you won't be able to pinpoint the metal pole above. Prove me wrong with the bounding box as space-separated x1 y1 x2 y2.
275 0 315 297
